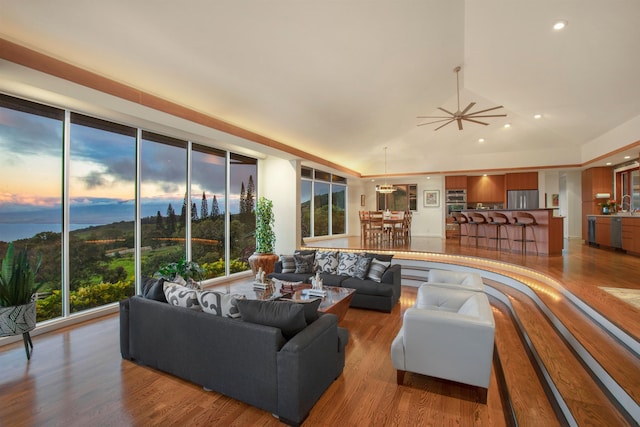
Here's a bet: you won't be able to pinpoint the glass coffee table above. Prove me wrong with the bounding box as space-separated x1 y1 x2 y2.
213 280 355 323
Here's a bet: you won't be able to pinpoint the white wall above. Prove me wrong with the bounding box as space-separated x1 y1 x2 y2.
258 157 300 255
564 171 583 240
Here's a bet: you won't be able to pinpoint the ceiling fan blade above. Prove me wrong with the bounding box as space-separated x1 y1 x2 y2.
467 105 505 115
462 117 489 126
416 115 453 119
465 114 508 119
461 102 476 115
417 118 456 126
434 119 455 131
437 107 456 116
457 119 463 130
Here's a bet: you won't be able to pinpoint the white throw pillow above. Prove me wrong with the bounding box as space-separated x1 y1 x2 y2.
197 290 244 318
315 250 339 274
163 282 201 311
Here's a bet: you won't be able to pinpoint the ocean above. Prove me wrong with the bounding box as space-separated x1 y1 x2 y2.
0 223 102 243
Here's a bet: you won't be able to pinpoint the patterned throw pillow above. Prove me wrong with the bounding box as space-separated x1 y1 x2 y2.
336 252 360 276
367 258 391 283
352 255 372 279
280 255 296 273
197 290 244 318
315 250 339 274
163 282 201 311
294 253 315 274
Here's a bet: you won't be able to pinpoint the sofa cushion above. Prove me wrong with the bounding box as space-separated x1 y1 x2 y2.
294 253 315 274
237 299 307 339
341 277 394 297
280 255 296 273
163 282 201 311
457 295 481 317
352 255 372 279
337 252 359 276
197 290 244 318
294 249 317 257
315 250 339 274
319 273 348 286
366 259 391 283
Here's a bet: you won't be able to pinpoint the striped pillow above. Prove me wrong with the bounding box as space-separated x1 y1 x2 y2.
280 255 296 273
367 258 391 283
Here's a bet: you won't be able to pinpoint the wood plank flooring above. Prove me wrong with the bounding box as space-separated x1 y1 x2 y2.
1 237 639 426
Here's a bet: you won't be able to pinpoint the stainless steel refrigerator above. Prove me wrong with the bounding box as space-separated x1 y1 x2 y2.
507 190 539 209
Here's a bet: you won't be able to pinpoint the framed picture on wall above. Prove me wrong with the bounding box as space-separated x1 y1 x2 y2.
424 190 440 207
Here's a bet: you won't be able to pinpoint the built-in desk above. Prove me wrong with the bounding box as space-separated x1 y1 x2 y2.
461 209 564 255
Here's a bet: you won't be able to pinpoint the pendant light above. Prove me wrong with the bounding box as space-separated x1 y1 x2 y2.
377 147 396 193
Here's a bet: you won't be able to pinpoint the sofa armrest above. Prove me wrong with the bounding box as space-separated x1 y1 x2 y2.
381 264 401 285
277 313 345 424
274 260 283 273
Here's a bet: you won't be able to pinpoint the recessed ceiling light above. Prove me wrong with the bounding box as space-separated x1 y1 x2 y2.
553 20 567 30
504 123 511 128
606 162 612 166
534 114 542 119
426 176 431 180
478 138 485 143
483 174 488 177
624 155 631 159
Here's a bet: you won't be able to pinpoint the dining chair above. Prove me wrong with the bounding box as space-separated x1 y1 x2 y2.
367 211 387 245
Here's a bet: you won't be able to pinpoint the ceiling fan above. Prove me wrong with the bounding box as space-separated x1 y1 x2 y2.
417 66 506 131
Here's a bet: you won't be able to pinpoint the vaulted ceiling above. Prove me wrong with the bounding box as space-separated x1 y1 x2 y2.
1 0 640 177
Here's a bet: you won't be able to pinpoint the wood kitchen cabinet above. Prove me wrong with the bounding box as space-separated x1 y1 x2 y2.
467 175 505 203
595 216 611 247
505 172 538 190
445 175 467 189
581 167 613 240
622 217 640 255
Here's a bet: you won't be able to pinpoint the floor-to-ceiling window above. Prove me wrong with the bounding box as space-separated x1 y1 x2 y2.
301 167 347 238
0 95 64 322
229 153 257 272
0 93 256 326
191 144 226 278
68 114 137 313
139 132 187 279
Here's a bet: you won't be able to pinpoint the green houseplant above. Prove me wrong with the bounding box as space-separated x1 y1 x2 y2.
0 242 43 359
155 256 204 289
248 196 278 276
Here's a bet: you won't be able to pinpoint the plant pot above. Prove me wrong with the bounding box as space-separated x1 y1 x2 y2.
248 253 279 277
0 302 36 337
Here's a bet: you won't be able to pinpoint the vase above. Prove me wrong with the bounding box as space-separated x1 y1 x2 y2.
0 302 36 337
248 253 279 276
602 206 610 215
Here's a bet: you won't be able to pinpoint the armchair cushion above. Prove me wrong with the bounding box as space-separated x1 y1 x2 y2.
426 269 484 292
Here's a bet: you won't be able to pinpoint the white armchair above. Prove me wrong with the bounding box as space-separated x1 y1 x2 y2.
391 285 495 396
425 269 484 292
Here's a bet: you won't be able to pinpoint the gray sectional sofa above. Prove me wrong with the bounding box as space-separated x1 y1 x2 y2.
120 295 348 426
268 250 402 312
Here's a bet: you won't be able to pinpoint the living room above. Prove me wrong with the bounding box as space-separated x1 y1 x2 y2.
2 1 640 426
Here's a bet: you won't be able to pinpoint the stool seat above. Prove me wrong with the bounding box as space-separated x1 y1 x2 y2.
451 212 469 244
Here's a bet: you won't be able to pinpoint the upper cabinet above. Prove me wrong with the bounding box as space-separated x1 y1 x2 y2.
467 175 505 203
505 172 538 190
445 175 467 189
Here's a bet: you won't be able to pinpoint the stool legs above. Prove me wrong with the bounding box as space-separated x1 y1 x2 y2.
517 224 538 255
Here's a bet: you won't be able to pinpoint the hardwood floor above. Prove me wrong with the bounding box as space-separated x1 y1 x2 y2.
1 238 639 426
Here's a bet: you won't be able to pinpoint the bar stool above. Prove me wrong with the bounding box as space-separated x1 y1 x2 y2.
451 212 469 244
467 212 488 248
512 212 539 255
487 212 511 251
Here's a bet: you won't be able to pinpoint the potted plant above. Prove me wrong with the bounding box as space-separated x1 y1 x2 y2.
155 256 204 289
248 196 279 276
0 242 43 359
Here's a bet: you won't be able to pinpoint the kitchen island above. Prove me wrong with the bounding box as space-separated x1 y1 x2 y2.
460 208 564 256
